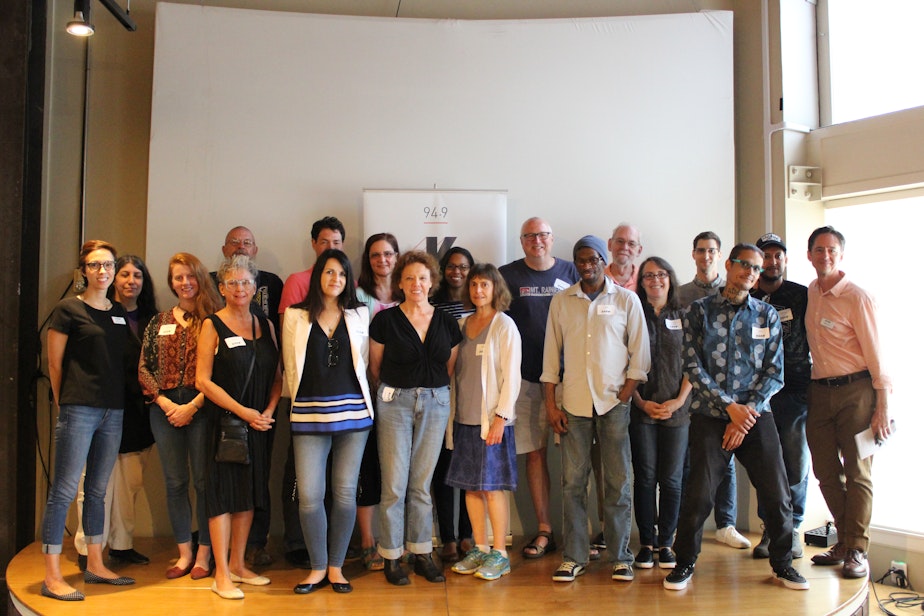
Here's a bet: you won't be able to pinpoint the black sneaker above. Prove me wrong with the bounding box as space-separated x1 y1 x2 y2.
658 547 677 569
635 547 654 569
774 566 810 590
663 563 694 590
753 528 770 559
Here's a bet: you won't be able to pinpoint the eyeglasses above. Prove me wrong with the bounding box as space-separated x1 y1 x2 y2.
226 239 255 247
86 260 116 272
223 279 255 289
327 338 340 367
642 271 669 281
370 251 396 260
730 259 764 274
445 264 470 272
613 239 640 249
575 257 602 267
521 232 551 241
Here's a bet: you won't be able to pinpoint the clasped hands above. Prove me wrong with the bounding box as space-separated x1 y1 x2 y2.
723 402 759 451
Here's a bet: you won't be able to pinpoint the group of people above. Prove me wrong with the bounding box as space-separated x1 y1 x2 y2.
39 216 890 602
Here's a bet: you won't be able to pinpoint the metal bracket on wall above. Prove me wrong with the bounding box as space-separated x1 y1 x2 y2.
788 165 822 201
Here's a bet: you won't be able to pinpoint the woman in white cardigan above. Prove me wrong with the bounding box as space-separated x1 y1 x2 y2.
282 249 374 595
446 263 522 581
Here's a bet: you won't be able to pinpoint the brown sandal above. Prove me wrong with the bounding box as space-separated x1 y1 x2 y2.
522 530 557 559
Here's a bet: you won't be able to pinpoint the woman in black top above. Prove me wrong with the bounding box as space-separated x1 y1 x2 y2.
196 255 282 600
630 256 692 570
42 240 134 601
370 251 462 586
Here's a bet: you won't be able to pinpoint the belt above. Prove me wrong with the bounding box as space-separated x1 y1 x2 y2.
811 370 871 388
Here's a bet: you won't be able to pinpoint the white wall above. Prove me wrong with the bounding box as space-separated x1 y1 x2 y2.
146 6 735 309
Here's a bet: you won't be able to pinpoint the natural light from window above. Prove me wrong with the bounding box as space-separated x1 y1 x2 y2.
827 0 924 125
825 197 922 534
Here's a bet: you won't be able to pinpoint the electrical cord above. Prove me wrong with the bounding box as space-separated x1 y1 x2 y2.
873 567 921 615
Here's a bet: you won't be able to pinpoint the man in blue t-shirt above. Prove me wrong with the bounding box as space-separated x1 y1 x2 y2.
499 217 577 560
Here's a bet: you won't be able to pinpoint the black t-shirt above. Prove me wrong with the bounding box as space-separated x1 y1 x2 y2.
370 305 463 388
48 297 128 408
750 279 811 391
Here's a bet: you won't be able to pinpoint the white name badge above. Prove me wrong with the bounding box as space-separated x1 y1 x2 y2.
777 308 794 322
666 318 682 331
597 305 615 316
752 326 770 339
158 323 177 336
111 316 126 325
476 344 485 356
553 278 570 291
225 336 246 348
820 317 835 330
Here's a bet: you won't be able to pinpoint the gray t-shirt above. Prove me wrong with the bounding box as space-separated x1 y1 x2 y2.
455 324 490 425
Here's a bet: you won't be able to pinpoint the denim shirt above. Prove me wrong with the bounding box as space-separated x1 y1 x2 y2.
682 291 784 421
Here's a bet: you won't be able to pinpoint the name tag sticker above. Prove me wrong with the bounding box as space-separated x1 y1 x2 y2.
752 326 770 339
777 308 793 322
597 305 615 316
820 317 835 330
225 336 246 348
553 278 569 291
476 344 485 356
158 324 177 336
111 316 126 325
666 319 682 330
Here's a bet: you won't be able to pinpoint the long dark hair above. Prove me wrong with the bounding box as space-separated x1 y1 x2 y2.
108 254 159 321
357 232 399 297
294 249 361 319
635 256 681 312
432 246 474 302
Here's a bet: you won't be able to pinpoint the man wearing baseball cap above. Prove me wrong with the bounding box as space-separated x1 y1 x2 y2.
541 235 650 584
749 233 811 560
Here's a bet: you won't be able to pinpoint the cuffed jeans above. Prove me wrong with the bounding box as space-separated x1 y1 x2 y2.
807 378 875 551
42 405 123 553
376 385 451 560
149 388 211 546
758 389 809 527
560 403 634 566
629 420 688 548
293 429 368 569
675 413 794 572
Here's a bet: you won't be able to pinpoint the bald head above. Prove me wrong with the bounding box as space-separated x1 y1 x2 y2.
222 226 258 259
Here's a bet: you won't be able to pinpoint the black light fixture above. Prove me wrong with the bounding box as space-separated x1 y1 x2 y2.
66 0 137 36
66 0 94 36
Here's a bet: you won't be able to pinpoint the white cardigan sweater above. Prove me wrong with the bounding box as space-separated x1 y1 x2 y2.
447 311 522 448
282 305 374 421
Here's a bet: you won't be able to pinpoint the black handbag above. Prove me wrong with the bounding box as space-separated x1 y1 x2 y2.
215 315 256 464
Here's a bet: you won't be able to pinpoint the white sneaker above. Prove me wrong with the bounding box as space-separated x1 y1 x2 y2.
715 526 752 549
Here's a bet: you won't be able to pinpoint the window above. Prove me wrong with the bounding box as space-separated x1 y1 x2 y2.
820 0 924 125
824 197 922 535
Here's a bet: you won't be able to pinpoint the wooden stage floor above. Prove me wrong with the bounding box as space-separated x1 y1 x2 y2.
7 533 868 615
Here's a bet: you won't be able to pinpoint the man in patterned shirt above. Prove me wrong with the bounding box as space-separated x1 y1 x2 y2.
664 243 808 592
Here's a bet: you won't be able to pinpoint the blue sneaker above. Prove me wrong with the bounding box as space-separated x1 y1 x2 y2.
474 550 511 581
452 547 488 575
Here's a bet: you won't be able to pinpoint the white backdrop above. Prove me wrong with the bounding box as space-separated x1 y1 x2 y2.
146 5 734 309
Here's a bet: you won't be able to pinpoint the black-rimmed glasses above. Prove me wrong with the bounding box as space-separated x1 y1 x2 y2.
730 258 764 274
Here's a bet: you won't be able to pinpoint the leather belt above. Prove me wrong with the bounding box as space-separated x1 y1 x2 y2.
811 370 871 388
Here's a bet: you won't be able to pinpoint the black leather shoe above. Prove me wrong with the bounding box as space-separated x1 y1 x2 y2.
384 558 410 586
331 581 353 594
413 552 445 583
77 554 87 572
293 577 329 595
285 549 312 569
109 548 151 565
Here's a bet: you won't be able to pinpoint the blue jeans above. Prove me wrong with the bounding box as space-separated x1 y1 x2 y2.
675 414 794 571
376 385 451 560
293 429 369 569
42 405 123 553
629 420 689 548
149 388 211 546
758 389 809 527
560 403 633 566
